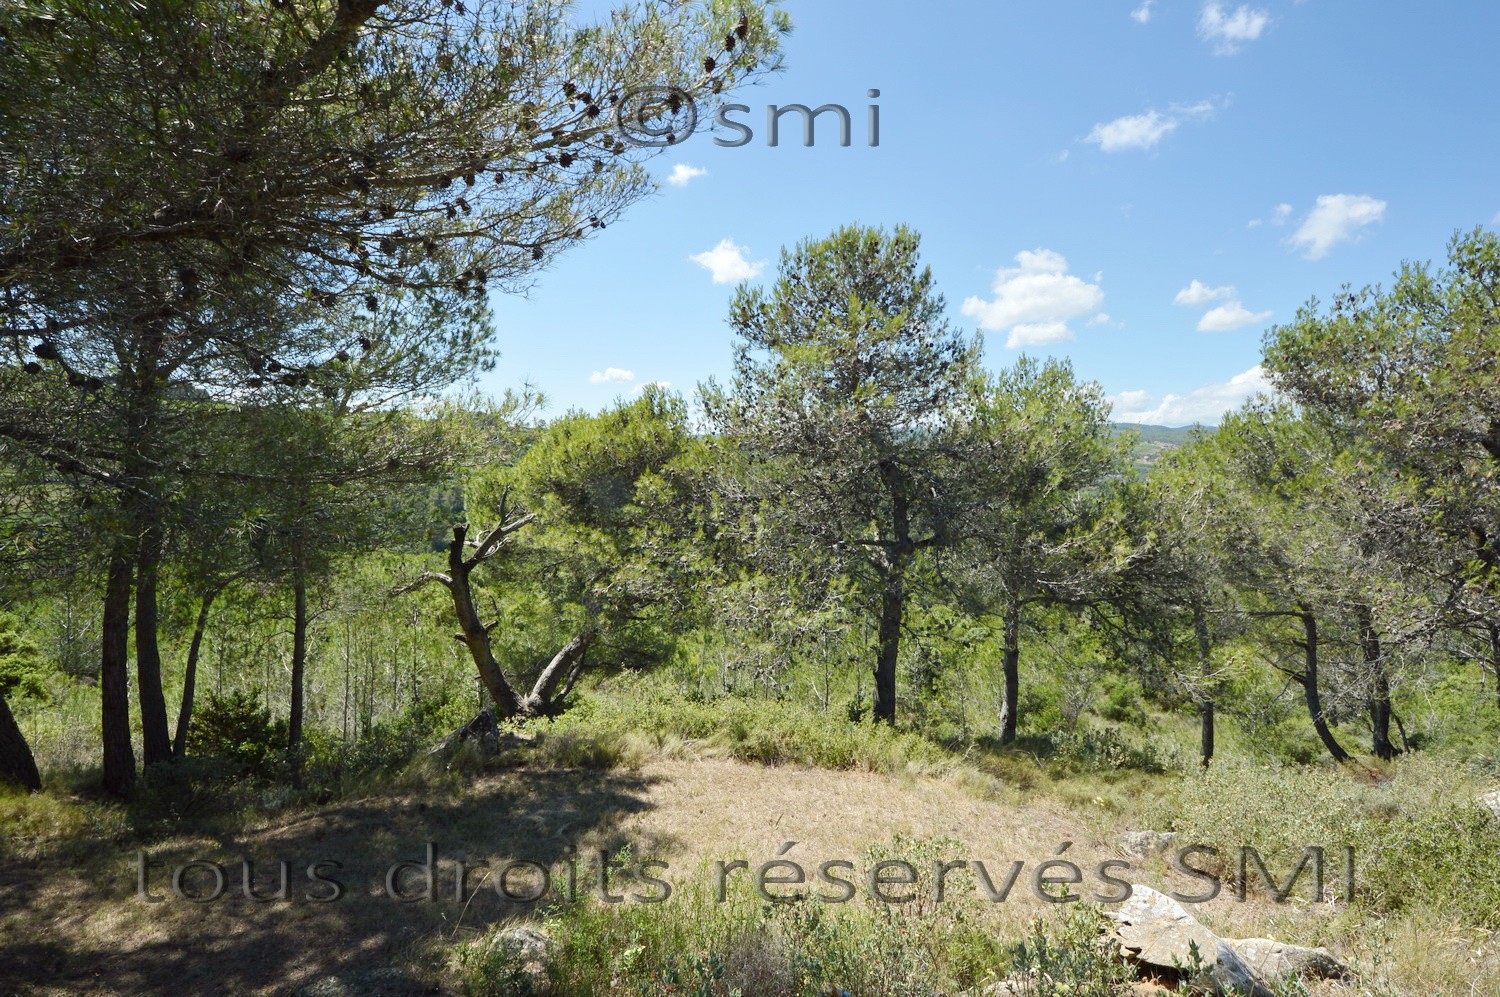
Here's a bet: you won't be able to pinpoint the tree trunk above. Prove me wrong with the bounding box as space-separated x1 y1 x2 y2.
446 526 523 717
1489 623 1500 718
872 568 905 725
1193 603 1215 769
288 564 308 766
0 692 41 792
101 545 137 796
1357 605 1396 761
999 592 1020 745
133 517 172 767
1299 609 1350 764
172 586 221 757
525 629 595 715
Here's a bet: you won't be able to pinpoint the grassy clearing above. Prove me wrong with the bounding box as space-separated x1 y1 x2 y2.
6 682 1500 996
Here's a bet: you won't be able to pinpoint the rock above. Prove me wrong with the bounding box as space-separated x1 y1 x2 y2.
1117 830 1180 859
976 980 1024 996
295 968 425 997
1225 938 1351 982
1478 787 1500 820
486 925 553 986
1107 886 1274 997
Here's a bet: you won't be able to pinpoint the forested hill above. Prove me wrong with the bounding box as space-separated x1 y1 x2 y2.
1112 423 1210 475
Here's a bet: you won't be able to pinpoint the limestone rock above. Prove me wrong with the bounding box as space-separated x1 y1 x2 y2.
1225 937 1351 981
1107 886 1274 997
1118 830 1180 859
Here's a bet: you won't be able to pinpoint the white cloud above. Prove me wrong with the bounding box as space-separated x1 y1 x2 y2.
1197 300 1273 333
1131 1 1156 24
1174 280 1235 307
1086 99 1224 153
1174 280 1269 331
1110 366 1271 426
1087 111 1177 153
666 164 707 187
1007 322 1074 348
589 367 635 385
962 249 1105 349
632 380 672 394
1198 1 1270 54
689 239 766 284
1492 211 1500 226
1289 194 1387 260
1248 202 1294 229
1088 312 1113 327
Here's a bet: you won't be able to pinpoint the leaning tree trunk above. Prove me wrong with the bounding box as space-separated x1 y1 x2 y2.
1298 609 1351 764
101 544 137 796
287 563 309 770
133 515 173 767
0 692 41 792
873 566 906 726
524 628 596 716
1356 604 1396 761
1193 602 1215 769
172 585 222 758
445 525 523 717
998 592 1021 745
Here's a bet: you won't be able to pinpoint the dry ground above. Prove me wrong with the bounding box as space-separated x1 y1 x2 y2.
1 753 1494 995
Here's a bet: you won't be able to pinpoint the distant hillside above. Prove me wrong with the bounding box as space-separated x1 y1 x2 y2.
1112 422 1214 475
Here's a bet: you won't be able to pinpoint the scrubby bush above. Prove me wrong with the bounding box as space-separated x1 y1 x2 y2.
1151 754 1500 927
186 687 287 779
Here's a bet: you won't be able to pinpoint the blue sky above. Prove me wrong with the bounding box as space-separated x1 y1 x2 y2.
482 0 1500 426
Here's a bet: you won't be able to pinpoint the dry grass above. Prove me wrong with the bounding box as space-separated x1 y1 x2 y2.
2 742 1496 995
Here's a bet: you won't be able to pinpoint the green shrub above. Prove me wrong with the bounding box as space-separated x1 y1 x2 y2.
186 687 287 779
1097 676 1148 726
0 611 51 701
1152 755 1500 927
1049 726 1164 773
1000 905 1140 996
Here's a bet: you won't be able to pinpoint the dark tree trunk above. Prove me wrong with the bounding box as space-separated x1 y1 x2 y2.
133 518 172 767
445 526 523 717
1356 604 1396 760
873 568 905 725
1194 603 1215 769
0 692 41 792
1299 609 1351 764
173 586 221 757
999 593 1020 745
125 315 171 769
101 545 137 796
288 565 308 762
1489 624 1500 718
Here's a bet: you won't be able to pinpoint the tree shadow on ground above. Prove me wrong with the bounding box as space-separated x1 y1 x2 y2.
0 765 670 996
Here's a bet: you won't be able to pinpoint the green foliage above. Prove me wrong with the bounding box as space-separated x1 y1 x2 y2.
1000 905 1140 997
1152 755 1500 927
185 688 287 779
0 611 49 701
541 679 958 776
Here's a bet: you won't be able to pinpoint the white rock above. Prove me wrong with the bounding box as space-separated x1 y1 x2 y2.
1107 885 1274 997
1226 937 1350 981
